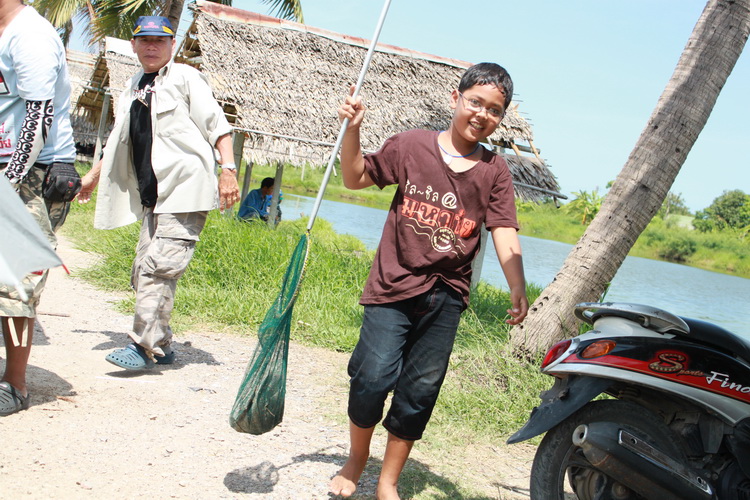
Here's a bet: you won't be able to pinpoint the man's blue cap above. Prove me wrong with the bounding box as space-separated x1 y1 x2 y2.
133 16 175 37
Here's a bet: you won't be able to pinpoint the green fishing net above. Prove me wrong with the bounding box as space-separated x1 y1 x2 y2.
229 232 310 434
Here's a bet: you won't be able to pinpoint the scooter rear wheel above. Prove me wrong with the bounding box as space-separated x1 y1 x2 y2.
530 399 685 500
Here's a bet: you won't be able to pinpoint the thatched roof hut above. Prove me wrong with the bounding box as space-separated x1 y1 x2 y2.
176 1 560 201
66 50 96 109
66 50 98 152
73 38 140 153
71 2 561 201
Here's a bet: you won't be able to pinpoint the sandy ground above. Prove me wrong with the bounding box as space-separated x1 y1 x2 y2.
0 235 535 499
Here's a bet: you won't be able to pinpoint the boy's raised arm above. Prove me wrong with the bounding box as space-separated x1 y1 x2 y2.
338 85 374 190
490 226 529 325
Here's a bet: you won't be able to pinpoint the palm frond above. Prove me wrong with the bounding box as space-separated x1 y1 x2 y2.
34 0 87 27
37 0 239 48
259 0 304 23
90 0 162 42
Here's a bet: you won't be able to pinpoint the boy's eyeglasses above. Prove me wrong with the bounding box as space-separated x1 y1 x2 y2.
458 93 505 119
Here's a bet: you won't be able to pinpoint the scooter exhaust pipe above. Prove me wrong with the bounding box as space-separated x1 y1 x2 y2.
572 422 713 500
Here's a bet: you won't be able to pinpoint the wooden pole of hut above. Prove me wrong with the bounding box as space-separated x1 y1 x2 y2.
232 131 245 181
510 142 524 159
470 225 488 290
267 161 283 228
241 161 253 202
233 131 253 202
528 139 543 163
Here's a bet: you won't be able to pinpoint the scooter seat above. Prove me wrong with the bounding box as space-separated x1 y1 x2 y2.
681 317 750 365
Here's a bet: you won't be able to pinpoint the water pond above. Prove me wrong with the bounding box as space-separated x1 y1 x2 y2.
283 194 750 337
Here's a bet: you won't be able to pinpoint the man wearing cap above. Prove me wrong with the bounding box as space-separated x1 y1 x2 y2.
78 16 241 370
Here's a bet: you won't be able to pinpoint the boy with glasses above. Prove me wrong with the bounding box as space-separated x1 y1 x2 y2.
330 62 528 499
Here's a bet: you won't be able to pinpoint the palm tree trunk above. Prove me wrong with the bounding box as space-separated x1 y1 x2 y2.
162 0 185 34
510 0 750 357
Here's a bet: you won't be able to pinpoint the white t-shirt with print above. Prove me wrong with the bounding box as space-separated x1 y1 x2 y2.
0 6 75 164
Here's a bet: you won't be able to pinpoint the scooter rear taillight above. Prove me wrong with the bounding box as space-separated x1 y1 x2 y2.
580 340 616 358
541 339 572 369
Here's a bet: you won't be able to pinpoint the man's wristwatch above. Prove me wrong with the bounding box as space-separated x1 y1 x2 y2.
221 163 237 173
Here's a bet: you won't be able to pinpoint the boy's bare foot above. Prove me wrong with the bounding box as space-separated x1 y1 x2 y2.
376 482 400 500
329 456 367 497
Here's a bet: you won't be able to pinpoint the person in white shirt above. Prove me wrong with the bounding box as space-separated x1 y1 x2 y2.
0 0 77 416
79 16 240 371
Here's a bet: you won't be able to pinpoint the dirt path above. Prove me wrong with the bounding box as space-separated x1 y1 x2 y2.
0 235 534 499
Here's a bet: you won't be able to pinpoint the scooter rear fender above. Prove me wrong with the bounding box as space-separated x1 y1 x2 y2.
507 375 611 444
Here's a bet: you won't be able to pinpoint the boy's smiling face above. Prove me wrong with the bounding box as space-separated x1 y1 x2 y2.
449 84 506 143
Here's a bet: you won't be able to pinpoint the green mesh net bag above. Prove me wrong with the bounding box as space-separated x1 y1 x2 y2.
229 232 310 434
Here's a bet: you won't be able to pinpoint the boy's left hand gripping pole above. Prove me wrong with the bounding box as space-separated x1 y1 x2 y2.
306 0 393 231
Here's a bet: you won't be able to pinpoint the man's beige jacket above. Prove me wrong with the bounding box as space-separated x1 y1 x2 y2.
95 61 231 230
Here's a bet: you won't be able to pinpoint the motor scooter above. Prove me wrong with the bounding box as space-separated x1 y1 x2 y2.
508 302 750 500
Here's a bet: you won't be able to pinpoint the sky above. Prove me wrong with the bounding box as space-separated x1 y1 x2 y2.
72 0 749 212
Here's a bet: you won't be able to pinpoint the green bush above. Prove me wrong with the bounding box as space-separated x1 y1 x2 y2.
517 200 584 244
640 220 666 246
563 189 604 225
658 235 697 262
694 189 750 232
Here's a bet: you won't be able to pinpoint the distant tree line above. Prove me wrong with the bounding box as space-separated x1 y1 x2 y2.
693 189 750 232
564 187 748 234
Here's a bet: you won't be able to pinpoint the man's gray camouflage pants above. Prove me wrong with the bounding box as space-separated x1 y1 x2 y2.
129 209 207 358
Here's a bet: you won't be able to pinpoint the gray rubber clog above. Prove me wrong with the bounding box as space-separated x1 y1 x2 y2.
105 343 154 370
155 346 175 365
0 381 30 416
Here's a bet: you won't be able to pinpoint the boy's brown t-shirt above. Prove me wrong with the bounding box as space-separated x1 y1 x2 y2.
361 129 518 307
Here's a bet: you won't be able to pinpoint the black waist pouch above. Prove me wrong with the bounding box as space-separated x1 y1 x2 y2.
42 162 82 202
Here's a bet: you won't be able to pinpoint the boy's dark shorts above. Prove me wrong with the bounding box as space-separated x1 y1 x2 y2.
347 281 463 440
